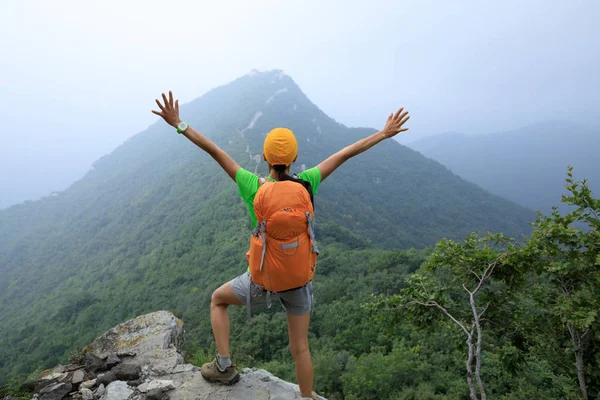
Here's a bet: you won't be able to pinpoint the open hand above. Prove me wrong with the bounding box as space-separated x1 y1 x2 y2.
381 108 410 139
151 91 181 128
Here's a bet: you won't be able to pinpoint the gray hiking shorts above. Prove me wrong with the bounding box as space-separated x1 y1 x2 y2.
230 272 313 316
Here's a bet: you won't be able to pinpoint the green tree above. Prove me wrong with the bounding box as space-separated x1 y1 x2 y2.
522 167 600 399
372 233 520 400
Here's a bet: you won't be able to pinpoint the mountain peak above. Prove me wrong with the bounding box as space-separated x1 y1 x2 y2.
184 69 304 116
177 70 335 152
247 68 288 80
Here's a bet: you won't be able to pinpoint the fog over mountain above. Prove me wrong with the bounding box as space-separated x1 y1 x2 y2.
1 0 599 209
408 121 600 213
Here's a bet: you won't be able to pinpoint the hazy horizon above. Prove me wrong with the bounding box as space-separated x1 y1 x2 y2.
1 0 599 209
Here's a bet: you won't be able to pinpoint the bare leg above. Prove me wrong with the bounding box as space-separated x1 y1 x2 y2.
287 312 313 398
210 281 244 357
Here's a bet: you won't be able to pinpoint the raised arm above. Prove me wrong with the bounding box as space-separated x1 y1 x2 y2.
317 107 410 182
152 91 240 181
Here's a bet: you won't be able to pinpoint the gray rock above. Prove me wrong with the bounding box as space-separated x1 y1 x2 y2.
145 389 168 400
20 377 58 393
93 384 105 399
72 370 85 385
41 372 66 382
145 389 159 400
84 354 106 374
84 372 98 383
97 372 117 387
105 354 121 369
39 382 72 400
145 380 175 392
80 388 94 400
84 312 184 376
139 367 151 381
65 364 85 372
137 382 149 393
80 379 97 390
31 312 328 400
163 369 327 400
100 381 133 400
169 364 195 374
110 364 140 381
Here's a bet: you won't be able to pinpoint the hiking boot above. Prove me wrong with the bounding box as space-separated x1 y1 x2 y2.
200 359 240 385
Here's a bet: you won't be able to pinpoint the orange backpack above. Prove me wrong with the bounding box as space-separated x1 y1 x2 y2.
247 177 319 293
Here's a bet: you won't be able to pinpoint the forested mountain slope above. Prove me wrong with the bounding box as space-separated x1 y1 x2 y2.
0 70 533 383
408 121 600 213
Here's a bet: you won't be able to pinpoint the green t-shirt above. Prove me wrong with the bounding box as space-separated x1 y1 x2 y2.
236 167 322 228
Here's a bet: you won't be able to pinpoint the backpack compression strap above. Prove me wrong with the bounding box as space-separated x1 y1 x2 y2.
306 212 319 254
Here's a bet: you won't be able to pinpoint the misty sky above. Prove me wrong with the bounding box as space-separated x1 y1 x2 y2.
1 0 599 209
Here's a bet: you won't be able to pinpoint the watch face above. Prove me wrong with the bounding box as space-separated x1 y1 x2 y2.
178 122 187 130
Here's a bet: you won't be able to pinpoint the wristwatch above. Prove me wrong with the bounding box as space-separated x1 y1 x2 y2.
176 121 189 134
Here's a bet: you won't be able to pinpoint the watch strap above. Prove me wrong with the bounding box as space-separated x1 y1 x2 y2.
176 121 188 134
